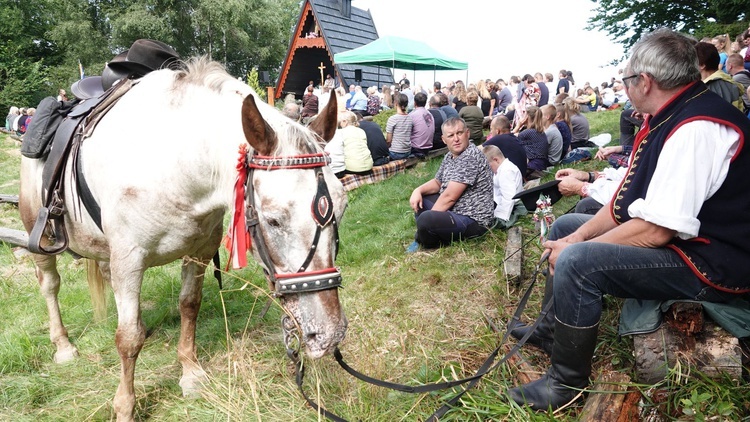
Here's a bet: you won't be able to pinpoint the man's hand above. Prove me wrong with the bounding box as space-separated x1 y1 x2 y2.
595 146 623 161
409 189 423 213
543 232 585 274
557 176 586 197
555 168 588 181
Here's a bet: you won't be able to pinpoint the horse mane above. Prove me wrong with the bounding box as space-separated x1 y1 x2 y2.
174 57 324 156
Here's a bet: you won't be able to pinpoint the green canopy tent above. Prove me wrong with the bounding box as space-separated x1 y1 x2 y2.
333 35 468 86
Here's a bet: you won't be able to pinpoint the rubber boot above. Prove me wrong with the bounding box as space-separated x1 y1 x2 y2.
507 319 599 411
510 272 554 356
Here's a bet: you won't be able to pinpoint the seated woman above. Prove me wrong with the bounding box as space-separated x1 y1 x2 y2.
385 93 413 160
517 106 549 180
459 90 485 143
563 97 592 149
554 104 573 159
335 111 374 178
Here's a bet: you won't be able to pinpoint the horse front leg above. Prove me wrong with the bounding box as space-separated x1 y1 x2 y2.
110 257 146 422
177 256 209 398
32 253 78 363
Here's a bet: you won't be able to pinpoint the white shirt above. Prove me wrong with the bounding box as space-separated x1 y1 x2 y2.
493 159 523 220
324 131 346 174
588 167 627 205
627 120 740 239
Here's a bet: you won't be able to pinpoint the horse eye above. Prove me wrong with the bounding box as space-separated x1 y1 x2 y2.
266 218 281 228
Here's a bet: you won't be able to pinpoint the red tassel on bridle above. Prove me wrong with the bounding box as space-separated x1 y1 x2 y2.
224 143 251 270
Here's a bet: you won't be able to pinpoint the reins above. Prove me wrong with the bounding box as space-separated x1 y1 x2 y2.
292 251 552 421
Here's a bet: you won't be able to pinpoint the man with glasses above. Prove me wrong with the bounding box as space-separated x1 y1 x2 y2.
508 28 750 411
406 117 494 253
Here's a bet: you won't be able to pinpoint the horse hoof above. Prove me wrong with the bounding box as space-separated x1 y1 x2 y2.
179 369 208 398
54 347 79 363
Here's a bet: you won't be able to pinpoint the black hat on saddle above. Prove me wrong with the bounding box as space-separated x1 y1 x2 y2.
70 76 105 100
513 179 563 212
102 39 180 91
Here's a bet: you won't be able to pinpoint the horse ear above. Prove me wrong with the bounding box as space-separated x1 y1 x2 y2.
241 94 277 155
308 90 337 142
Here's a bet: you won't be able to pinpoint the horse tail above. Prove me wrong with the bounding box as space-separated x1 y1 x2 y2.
86 259 107 321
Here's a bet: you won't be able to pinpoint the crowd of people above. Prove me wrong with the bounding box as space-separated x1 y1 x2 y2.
3 106 37 136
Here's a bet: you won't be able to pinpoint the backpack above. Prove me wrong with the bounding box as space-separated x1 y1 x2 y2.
367 96 381 116
21 97 77 159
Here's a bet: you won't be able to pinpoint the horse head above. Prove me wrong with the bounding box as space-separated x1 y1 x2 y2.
241 92 347 359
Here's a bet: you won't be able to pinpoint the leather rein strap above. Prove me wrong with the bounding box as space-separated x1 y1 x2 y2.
296 252 552 421
244 152 341 296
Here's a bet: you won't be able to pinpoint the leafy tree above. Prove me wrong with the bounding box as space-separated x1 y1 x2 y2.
0 0 299 114
587 0 749 51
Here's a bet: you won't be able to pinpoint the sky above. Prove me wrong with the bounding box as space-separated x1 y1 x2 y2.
350 0 627 88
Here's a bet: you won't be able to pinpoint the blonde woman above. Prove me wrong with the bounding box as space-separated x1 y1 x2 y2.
381 84 393 110
337 111 373 177
451 80 469 112
517 106 548 179
477 79 495 117
712 34 732 71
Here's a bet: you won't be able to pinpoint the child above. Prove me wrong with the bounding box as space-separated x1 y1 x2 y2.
482 145 526 229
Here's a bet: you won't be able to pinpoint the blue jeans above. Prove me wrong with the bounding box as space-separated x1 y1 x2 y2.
389 150 411 160
414 194 488 248
550 214 736 328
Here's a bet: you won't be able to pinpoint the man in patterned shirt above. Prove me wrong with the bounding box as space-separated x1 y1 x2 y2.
407 117 494 252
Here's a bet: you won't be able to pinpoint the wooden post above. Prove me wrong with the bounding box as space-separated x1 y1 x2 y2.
266 87 275 107
504 226 523 286
579 371 641 422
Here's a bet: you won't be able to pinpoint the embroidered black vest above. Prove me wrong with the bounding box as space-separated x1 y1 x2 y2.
611 81 750 293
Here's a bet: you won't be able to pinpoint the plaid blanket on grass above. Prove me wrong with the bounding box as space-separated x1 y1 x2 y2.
340 159 407 191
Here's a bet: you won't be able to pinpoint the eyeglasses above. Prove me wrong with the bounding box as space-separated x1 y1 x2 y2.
622 74 639 88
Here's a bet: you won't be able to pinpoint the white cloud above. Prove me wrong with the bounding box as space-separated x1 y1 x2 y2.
350 0 626 87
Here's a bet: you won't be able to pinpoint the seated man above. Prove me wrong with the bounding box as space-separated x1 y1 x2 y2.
427 94 447 150
555 167 626 215
482 145 526 229
409 92 435 157
696 41 746 111
483 115 527 177
407 117 494 252
356 112 391 166
508 28 750 412
281 102 301 122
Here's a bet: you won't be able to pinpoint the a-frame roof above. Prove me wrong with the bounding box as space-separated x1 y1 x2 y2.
275 0 394 99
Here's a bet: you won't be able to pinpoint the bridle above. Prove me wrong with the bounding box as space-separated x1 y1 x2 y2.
243 151 342 296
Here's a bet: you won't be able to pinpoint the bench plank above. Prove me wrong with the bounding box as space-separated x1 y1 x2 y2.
0 227 29 248
0 194 19 205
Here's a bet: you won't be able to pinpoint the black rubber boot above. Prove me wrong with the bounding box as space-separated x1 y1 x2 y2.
510 272 554 355
507 320 599 411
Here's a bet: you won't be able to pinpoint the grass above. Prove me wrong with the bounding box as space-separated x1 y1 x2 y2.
0 110 748 421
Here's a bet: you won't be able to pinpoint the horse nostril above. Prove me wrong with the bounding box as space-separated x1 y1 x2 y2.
305 332 319 343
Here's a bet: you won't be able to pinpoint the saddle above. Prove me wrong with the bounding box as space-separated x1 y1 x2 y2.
27 79 136 255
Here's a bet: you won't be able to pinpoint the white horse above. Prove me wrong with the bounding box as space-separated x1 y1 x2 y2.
19 58 347 421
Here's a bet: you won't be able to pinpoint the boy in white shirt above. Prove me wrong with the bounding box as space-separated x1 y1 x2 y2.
482 145 526 229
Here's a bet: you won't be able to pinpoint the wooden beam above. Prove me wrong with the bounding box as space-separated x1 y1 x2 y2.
504 226 523 286
579 371 640 422
0 194 19 205
0 227 28 248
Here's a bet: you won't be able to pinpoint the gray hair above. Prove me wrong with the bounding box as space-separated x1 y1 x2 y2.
627 28 699 91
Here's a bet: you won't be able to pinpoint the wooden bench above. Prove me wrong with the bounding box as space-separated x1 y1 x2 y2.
633 302 744 384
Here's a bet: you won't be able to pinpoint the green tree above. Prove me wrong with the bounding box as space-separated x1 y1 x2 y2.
0 0 299 114
588 0 749 51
